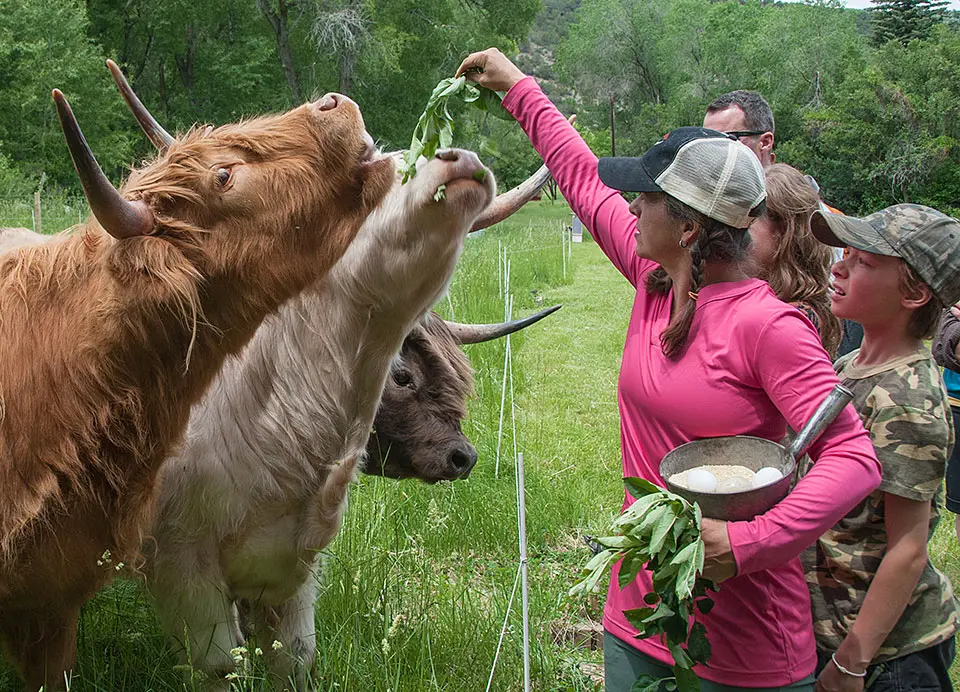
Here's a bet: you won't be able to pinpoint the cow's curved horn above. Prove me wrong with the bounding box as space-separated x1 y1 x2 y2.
106 59 175 151
469 115 574 233
470 163 552 232
53 89 154 239
445 304 562 345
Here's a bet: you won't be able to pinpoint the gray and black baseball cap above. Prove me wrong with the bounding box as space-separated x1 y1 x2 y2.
597 126 766 229
812 203 960 305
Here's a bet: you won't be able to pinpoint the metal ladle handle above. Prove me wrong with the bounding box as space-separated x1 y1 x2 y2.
788 383 854 461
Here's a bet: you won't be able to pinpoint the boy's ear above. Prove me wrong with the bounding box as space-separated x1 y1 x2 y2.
901 281 933 310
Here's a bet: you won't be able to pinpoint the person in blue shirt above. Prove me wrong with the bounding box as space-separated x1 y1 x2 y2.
933 306 960 542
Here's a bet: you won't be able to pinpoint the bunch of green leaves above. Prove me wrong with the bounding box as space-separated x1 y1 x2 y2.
570 477 716 692
400 74 510 183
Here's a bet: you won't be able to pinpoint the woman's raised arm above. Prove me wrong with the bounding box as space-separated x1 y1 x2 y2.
458 48 653 286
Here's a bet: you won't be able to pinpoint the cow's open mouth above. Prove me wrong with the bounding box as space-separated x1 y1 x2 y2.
360 132 376 162
444 167 490 192
443 176 483 192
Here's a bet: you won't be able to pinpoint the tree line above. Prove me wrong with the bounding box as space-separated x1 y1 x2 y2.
552 0 960 215
0 0 538 196
1 0 958 216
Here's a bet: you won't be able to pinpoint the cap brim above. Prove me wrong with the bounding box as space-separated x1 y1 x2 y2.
598 157 662 193
811 206 898 256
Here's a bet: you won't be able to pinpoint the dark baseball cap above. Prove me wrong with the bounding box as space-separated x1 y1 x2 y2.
597 126 766 229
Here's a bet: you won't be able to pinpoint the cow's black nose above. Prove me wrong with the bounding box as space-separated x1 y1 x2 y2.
449 443 478 476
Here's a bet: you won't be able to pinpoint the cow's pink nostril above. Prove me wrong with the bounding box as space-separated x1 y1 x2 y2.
318 94 339 112
435 149 459 162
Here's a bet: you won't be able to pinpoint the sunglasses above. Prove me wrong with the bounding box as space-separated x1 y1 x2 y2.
725 130 767 140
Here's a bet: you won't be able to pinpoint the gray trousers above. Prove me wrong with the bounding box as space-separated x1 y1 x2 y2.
603 631 816 692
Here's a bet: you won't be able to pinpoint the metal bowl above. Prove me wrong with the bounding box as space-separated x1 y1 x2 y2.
659 436 795 522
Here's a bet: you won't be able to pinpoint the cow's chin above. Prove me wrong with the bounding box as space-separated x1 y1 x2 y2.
363 457 471 483
359 155 397 212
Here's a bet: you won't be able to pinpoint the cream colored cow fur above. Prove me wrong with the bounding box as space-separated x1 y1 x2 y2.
146 150 498 690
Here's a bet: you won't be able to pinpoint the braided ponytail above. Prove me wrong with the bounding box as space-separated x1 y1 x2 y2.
652 195 752 358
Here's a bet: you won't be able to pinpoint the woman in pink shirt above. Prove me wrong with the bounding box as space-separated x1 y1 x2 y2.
456 49 882 691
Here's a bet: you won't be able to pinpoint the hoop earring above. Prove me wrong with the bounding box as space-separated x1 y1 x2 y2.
679 239 688 249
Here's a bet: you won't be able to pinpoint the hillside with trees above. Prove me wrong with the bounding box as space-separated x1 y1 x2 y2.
1 0 959 215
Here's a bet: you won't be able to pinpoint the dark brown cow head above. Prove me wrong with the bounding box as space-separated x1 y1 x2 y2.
364 305 560 481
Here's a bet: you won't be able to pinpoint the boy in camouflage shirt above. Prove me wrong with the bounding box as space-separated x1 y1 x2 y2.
804 204 960 691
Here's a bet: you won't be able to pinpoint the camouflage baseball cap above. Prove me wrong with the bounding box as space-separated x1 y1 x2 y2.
811 203 960 305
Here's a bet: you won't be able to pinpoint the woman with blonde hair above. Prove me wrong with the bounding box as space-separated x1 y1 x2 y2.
749 163 842 357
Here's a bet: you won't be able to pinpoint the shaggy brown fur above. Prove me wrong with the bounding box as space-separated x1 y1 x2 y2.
365 311 477 481
0 97 393 690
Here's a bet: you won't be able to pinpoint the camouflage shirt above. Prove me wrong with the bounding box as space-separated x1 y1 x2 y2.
802 348 960 663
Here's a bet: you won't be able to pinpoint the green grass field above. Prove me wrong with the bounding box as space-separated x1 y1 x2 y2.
1 200 958 690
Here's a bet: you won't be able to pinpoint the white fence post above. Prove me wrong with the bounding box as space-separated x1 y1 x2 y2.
517 451 531 692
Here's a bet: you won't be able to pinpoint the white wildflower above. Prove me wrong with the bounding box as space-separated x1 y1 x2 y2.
230 645 247 664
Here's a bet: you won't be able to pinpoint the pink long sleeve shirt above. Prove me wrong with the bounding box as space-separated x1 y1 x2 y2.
503 77 882 686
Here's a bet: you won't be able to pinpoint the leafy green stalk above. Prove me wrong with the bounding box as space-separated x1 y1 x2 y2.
401 76 510 184
570 478 717 692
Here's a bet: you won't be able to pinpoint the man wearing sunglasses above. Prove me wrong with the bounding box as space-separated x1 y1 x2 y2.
703 90 776 168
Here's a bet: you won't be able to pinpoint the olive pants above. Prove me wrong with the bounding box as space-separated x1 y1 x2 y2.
604 631 816 692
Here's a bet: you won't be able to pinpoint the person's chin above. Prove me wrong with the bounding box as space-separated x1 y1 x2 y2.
828 293 851 320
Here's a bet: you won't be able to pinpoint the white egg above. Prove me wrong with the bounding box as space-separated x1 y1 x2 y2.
685 467 718 493
716 476 752 493
751 467 784 489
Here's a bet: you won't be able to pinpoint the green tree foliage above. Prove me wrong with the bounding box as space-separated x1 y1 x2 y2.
789 23 960 214
0 0 136 189
87 0 292 128
2 0 960 215
870 0 949 45
0 0 539 198
554 0 958 215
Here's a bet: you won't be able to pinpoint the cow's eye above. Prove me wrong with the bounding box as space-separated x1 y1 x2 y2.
215 168 231 187
393 369 413 388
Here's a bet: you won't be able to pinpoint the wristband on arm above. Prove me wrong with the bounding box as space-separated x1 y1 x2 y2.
831 652 867 678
